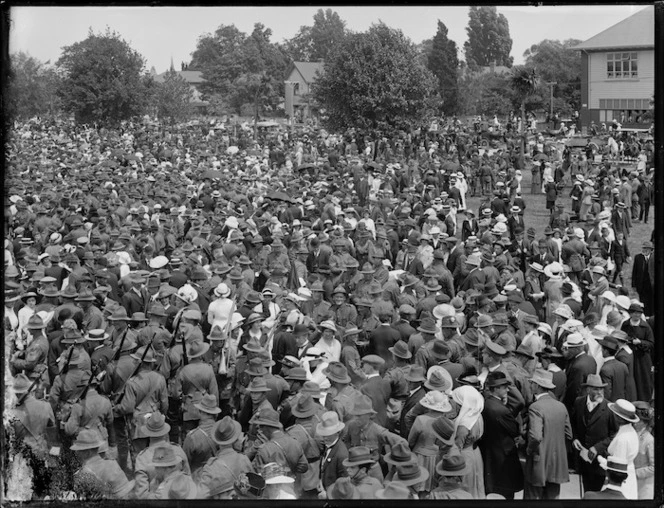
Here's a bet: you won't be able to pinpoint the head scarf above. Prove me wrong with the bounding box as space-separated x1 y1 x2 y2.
451 385 484 433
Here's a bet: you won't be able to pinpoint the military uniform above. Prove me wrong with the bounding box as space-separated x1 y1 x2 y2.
49 366 92 425
133 441 190 498
197 447 253 498
311 300 332 324
11 334 49 382
12 394 56 458
173 361 219 430
114 369 169 439
74 454 133 499
287 416 323 493
331 302 358 329
326 384 361 423
64 387 115 447
183 419 218 478
250 429 308 476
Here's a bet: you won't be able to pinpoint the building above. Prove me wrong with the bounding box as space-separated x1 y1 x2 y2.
573 6 654 130
153 69 209 115
284 62 324 121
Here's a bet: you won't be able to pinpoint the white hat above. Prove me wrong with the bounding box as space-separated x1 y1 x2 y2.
615 295 631 310
563 333 587 348
225 217 239 229
149 256 169 269
429 226 441 235
600 291 616 303
214 283 231 298
574 228 585 239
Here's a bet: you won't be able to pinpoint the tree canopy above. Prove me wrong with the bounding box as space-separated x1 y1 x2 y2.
427 20 460 116
6 52 61 121
464 6 513 68
56 28 150 126
312 23 437 133
152 70 194 123
190 23 289 116
523 39 582 115
284 9 347 62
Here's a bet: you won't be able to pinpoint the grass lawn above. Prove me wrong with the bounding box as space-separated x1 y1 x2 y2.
463 166 653 294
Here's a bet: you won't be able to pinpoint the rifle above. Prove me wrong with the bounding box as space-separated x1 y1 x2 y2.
16 374 41 406
60 345 75 376
181 323 188 366
111 327 130 363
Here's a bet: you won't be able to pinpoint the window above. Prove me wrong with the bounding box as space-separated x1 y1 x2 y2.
606 52 638 79
293 83 300 96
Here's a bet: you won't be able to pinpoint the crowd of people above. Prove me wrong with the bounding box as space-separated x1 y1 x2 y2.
4 115 656 501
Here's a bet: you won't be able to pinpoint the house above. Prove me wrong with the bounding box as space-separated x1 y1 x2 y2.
284 61 324 121
153 69 209 115
573 6 654 130
461 62 511 78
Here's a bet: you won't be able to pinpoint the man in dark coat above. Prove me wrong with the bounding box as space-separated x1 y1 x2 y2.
620 302 654 401
631 241 654 315
570 374 619 493
561 334 597 413
399 365 426 438
316 411 349 490
479 371 523 499
359 355 391 427
597 336 629 402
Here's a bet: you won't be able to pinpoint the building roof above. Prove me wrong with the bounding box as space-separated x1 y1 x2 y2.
287 62 324 83
572 6 654 51
154 70 205 84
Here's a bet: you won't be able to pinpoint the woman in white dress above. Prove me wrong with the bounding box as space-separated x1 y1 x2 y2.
451 386 485 499
603 399 640 499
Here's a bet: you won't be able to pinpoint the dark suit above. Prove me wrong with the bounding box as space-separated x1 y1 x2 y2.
320 439 349 489
361 376 391 427
563 353 597 411
369 325 401 373
615 348 637 400
570 396 619 492
121 287 149 316
399 387 425 438
306 249 331 275
479 394 524 498
599 358 628 402
459 267 485 292
631 253 654 315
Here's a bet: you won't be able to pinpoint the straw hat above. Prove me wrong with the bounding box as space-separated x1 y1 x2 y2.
608 399 639 423
420 391 452 413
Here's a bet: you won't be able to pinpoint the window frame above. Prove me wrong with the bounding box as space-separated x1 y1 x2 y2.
606 52 638 79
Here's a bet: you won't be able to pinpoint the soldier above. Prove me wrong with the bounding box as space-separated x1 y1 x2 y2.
173 340 219 436
77 287 105 332
286 394 323 498
133 412 190 498
87 328 115 375
239 377 274 447
204 321 240 418
310 282 332 324
70 428 134 499
142 445 191 500
330 286 357 332
323 362 361 423
182 393 221 479
197 417 253 499
113 345 168 464
49 348 90 436
58 326 92 375
11 373 57 463
136 303 170 347
247 406 308 478
64 374 115 458
10 314 50 391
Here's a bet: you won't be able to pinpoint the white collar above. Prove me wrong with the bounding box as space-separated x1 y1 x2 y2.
365 372 380 379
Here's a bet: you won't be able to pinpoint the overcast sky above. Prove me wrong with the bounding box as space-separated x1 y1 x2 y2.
9 5 645 72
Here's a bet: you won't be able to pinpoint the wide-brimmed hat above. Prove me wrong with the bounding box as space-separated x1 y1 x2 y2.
530 368 556 390
436 454 470 476
327 477 360 499
485 371 511 388
350 394 376 416
608 399 640 423
242 336 263 352
563 333 587 348
600 456 629 474
418 317 437 334
383 441 418 466
375 481 412 500
582 373 608 388
597 335 620 352
212 416 242 445
514 343 535 359
186 340 210 359
245 358 268 376
316 411 345 436
140 412 171 437
404 364 426 382
166 473 198 499
343 446 376 467
420 391 452 413
70 428 105 451
394 462 430 486
250 407 283 428
194 393 222 415
150 445 183 467
291 393 318 418
284 366 307 381
323 362 351 384
319 320 337 333
424 368 452 393
633 401 652 422
388 340 412 359
61 328 86 345
536 346 563 360
107 307 130 321
26 314 46 330
20 291 41 304
246 377 271 393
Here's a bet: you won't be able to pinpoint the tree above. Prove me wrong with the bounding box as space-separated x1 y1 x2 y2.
153 70 193 123
457 71 512 116
427 20 459 116
510 65 539 151
283 9 347 62
190 23 289 117
6 52 61 120
56 28 150 125
464 6 513 68
312 23 437 133
523 39 582 115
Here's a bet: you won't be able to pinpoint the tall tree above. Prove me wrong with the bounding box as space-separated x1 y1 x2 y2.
427 20 459 116
523 39 582 114
283 9 347 62
152 70 193 123
464 6 514 68
56 28 150 125
190 23 288 116
312 23 436 133
510 65 539 151
6 52 61 120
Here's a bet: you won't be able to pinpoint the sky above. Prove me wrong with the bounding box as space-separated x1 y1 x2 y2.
9 5 646 72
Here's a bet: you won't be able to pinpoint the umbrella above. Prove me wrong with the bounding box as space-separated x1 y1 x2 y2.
533 153 549 162
266 190 293 203
202 169 224 180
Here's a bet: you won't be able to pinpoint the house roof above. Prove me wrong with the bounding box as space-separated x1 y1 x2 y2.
154 70 205 84
287 62 324 83
572 6 654 51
